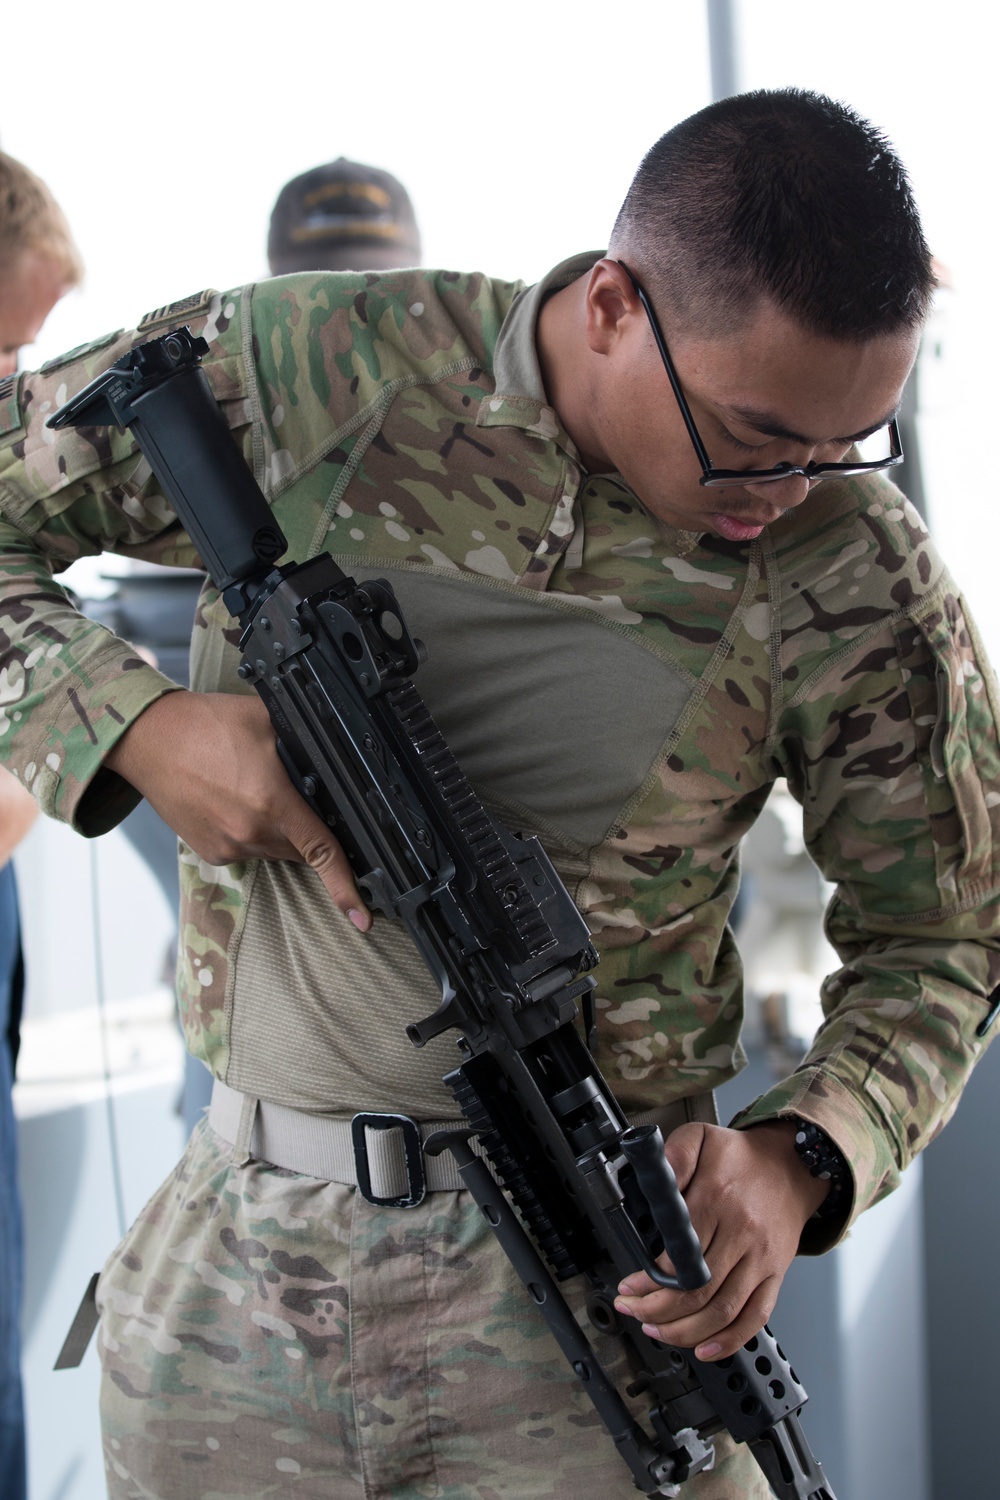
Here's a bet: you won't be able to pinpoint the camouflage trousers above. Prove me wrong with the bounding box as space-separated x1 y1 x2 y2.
97 1119 770 1499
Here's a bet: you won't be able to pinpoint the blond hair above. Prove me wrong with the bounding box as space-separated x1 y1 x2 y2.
0 151 83 285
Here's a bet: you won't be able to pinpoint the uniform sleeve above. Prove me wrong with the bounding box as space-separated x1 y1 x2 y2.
0 295 251 833
731 577 1000 1251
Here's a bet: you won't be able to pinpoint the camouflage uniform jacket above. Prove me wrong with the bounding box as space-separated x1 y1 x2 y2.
0 253 998 1253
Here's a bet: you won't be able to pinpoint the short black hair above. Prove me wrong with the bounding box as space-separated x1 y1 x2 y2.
609 89 933 340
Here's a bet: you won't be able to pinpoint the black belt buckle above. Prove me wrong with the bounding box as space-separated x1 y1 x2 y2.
351 1112 426 1208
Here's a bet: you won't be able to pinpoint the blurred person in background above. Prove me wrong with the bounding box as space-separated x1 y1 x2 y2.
267 156 421 275
0 93 996 1498
0 151 81 378
0 147 81 1500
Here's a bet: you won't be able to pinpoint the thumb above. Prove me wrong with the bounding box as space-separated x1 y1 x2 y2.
662 1121 707 1195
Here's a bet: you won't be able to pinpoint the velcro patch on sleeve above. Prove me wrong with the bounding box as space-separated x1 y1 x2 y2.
138 290 215 333
40 329 124 376
0 373 23 440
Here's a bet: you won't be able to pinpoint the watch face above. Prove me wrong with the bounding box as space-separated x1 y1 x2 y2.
790 1117 851 1219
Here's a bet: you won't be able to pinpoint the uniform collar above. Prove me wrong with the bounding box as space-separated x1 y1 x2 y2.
476 250 604 455
479 251 705 555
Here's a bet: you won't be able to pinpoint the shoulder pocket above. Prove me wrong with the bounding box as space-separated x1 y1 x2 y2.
39 329 124 376
895 590 1000 899
0 373 23 441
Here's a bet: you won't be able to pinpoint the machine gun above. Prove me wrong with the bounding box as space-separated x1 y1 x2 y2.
51 328 836 1500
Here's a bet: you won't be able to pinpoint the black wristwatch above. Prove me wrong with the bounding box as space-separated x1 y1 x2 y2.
789 1116 851 1220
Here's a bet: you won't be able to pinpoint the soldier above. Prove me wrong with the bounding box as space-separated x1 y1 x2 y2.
0 90 996 1498
0 147 82 1500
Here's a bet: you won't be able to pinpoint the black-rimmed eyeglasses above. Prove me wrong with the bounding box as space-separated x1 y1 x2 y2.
616 262 904 491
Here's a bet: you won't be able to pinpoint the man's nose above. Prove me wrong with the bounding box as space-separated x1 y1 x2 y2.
743 472 817 509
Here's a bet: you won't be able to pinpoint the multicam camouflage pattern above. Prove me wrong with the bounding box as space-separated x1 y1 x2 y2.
98 1118 768 1499
0 255 997 1241
0 254 999 1490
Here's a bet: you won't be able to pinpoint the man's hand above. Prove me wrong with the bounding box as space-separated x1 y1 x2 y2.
614 1121 828 1361
105 690 371 930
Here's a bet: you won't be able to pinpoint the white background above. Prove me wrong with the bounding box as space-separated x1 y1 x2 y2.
3 0 997 647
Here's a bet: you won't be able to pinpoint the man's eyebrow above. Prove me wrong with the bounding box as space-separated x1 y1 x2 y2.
722 403 899 446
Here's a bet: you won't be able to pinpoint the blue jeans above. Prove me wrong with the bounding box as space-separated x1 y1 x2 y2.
0 861 26 1500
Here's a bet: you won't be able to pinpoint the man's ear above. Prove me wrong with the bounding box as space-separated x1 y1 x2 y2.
584 258 642 356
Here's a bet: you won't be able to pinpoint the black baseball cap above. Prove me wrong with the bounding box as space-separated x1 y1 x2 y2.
267 158 421 275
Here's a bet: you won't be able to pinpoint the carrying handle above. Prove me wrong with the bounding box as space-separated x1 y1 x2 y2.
620 1124 711 1291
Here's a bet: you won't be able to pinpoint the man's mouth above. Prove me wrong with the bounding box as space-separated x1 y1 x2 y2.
709 511 773 542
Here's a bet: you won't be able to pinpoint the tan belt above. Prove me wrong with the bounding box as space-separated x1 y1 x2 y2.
208 1078 717 1208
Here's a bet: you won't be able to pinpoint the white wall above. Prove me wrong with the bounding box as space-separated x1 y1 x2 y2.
2 1 712 330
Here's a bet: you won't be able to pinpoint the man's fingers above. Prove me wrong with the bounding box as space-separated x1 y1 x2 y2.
617 1220 725 1311
662 1121 707 1194
282 802 372 930
630 1265 781 1362
669 1272 780 1362
103 691 372 928
616 1214 733 1326
617 1216 719 1301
